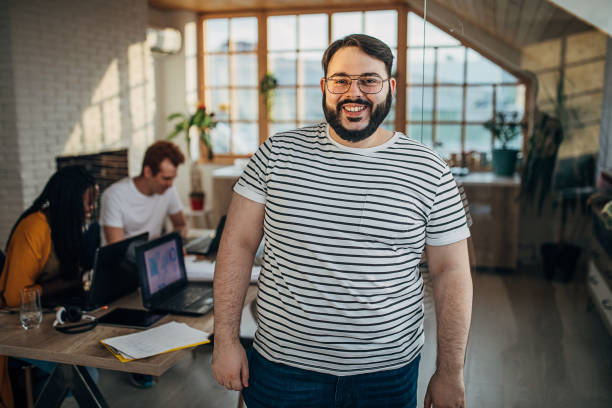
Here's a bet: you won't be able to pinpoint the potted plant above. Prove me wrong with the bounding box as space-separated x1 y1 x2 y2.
260 73 278 118
483 111 523 177
167 103 218 210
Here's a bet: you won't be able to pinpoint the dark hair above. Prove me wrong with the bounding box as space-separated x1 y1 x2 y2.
141 141 185 175
322 34 394 77
6 165 96 280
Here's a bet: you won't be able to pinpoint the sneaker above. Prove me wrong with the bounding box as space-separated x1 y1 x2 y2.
129 373 156 389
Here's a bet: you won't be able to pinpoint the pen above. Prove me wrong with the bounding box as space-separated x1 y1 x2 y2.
90 305 109 313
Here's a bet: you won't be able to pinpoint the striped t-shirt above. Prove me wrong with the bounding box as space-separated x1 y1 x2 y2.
234 123 470 376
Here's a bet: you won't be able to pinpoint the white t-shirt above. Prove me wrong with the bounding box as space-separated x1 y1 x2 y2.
234 122 470 376
100 177 183 240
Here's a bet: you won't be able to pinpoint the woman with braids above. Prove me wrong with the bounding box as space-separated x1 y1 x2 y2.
0 165 99 408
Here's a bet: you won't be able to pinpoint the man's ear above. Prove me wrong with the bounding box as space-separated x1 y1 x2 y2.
320 77 326 94
143 165 153 178
389 77 397 96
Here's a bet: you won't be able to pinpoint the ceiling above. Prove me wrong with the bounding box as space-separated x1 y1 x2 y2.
148 0 594 48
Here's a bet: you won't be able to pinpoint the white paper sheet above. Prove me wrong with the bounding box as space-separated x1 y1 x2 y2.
101 321 210 360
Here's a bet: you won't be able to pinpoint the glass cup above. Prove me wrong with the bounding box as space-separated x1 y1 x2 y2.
19 287 42 330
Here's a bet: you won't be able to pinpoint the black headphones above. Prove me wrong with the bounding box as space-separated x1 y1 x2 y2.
53 306 98 334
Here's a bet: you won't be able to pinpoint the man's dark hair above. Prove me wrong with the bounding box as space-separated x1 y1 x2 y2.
141 141 185 175
322 34 394 77
6 166 96 281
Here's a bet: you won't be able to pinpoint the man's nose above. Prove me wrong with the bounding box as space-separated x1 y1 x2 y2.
346 78 364 98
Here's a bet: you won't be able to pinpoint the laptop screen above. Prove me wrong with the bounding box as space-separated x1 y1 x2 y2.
143 238 183 296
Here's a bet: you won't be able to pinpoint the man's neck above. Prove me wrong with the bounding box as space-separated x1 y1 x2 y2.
328 126 394 149
132 176 153 196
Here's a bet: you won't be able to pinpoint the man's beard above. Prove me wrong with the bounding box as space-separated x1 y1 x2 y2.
322 91 393 143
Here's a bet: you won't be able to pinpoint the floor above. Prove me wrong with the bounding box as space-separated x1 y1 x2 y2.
62 270 612 408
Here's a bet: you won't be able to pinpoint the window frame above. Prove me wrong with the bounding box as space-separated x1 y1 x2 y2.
197 5 529 164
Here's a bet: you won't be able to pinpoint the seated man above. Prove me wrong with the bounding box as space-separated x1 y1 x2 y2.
100 140 187 389
101 140 188 244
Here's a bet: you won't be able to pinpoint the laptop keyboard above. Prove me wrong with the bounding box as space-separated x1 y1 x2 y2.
161 286 213 309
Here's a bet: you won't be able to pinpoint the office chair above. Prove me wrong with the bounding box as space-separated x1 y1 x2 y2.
0 248 5 272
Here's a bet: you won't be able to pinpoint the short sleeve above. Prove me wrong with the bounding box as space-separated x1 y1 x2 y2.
233 138 273 204
167 187 183 215
99 186 123 228
425 167 471 246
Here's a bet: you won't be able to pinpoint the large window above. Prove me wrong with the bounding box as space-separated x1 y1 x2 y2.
203 17 259 156
200 9 526 162
406 13 525 161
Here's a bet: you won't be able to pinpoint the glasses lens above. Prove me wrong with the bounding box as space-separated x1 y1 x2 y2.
328 76 351 94
358 76 383 94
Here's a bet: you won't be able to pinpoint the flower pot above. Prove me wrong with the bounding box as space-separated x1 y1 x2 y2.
492 148 519 177
189 192 205 211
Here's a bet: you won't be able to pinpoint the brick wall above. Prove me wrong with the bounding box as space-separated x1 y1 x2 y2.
0 0 154 248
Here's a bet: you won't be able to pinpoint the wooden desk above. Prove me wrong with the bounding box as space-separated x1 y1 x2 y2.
0 286 258 407
457 172 521 270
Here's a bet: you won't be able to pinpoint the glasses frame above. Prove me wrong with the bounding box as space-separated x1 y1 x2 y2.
325 74 391 95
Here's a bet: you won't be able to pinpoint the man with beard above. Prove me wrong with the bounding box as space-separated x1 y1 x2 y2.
212 34 472 408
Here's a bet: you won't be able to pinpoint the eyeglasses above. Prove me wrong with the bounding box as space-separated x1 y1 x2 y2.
325 75 390 94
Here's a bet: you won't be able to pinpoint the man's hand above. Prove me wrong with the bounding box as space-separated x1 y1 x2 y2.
212 340 249 391
424 370 465 408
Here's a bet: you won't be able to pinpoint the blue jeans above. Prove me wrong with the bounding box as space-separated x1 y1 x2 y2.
242 348 420 408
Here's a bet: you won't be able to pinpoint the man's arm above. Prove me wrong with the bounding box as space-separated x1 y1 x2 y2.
212 193 264 391
168 211 188 238
103 226 125 245
423 239 472 408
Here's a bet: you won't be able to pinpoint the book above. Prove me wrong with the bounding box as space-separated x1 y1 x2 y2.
100 321 210 362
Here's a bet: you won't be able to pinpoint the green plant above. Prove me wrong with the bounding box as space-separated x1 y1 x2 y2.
483 111 523 149
167 102 218 160
260 73 278 117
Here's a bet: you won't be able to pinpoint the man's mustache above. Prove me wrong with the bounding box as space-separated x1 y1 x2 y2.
336 98 373 111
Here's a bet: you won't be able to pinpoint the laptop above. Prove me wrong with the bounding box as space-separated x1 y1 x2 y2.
136 232 214 316
73 232 149 311
183 215 226 256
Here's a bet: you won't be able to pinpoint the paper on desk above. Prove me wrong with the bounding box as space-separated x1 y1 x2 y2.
185 256 260 283
100 321 210 362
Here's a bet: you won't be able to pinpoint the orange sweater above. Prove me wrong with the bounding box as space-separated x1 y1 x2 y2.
0 212 51 308
0 211 51 408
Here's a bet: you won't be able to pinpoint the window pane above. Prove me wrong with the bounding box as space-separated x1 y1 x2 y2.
205 89 230 121
235 89 258 121
233 122 259 154
269 16 296 51
365 11 397 47
205 54 229 87
299 51 323 85
437 86 463 121
269 52 296 85
300 87 324 122
271 88 296 121
436 125 462 160
408 12 460 47
233 54 257 86
299 14 327 50
407 86 434 121
465 124 492 154
496 85 525 120
231 18 257 51
332 12 362 40
270 122 295 136
408 124 433 147
205 19 229 52
211 121 231 153
467 49 504 84
407 48 435 84
466 86 493 121
438 47 465 83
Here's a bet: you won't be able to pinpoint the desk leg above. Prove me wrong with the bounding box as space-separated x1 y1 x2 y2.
35 364 108 408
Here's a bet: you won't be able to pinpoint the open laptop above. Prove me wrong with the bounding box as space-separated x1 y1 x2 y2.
71 232 149 311
136 232 213 316
183 215 226 256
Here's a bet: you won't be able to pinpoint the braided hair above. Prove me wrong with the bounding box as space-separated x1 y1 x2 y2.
6 165 96 280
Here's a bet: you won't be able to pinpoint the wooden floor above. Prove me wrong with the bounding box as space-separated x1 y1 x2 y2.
62 270 612 408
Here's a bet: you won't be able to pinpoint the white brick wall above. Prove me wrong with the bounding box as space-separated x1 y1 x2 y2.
0 0 154 248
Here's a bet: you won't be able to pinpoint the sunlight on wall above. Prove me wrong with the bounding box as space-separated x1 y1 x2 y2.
185 21 198 107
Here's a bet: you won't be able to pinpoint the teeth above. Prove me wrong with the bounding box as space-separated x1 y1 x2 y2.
344 105 365 112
